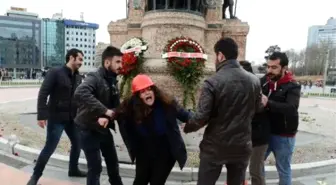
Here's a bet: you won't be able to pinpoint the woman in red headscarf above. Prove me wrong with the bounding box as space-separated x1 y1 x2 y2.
115 74 190 185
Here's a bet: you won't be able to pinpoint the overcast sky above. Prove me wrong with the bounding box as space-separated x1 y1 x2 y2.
0 0 335 64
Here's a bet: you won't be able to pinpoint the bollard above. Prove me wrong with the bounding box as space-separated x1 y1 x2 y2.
7 134 20 155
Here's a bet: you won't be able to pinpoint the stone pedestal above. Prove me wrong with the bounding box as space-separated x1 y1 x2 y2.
108 0 249 102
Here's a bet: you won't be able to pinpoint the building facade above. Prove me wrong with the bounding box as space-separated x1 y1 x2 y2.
0 7 42 78
307 17 336 47
64 19 99 73
94 42 110 67
42 18 65 67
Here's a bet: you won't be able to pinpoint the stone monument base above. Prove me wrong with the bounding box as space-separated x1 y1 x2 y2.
108 4 249 105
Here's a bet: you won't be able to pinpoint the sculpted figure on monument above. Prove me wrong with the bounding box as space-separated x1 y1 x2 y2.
222 0 236 19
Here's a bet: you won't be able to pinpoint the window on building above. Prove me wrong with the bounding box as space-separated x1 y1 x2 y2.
76 38 78 41
67 31 69 34
80 38 82 41
66 37 69 40
76 44 78 47
80 44 82 47
76 32 78 35
84 39 87 42
93 40 95 43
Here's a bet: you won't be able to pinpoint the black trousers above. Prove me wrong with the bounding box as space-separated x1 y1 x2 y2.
79 129 123 185
197 158 248 185
133 150 175 185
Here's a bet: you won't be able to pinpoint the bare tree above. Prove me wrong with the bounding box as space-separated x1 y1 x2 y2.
285 49 302 74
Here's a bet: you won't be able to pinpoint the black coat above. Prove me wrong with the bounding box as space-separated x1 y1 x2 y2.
261 76 301 135
37 66 82 121
119 99 190 170
74 67 120 133
251 77 270 147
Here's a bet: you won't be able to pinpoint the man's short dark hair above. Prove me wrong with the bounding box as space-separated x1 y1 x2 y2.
66 48 84 63
214 37 238 60
239 60 254 74
268 52 289 67
101 46 123 66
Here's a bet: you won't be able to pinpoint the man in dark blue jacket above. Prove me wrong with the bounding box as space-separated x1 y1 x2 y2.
27 48 86 185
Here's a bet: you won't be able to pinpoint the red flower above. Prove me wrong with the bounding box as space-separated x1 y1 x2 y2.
121 52 138 75
122 52 137 65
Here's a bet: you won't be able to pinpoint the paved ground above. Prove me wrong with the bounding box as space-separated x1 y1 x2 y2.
1 162 335 185
0 163 81 185
0 88 336 184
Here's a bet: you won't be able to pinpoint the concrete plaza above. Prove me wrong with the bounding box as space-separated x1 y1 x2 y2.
0 88 335 184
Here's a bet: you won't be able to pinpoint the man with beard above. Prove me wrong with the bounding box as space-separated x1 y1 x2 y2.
184 38 261 185
262 52 301 185
74 46 125 185
27 49 86 185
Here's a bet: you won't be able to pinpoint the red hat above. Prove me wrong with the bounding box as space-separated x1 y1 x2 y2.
131 74 154 94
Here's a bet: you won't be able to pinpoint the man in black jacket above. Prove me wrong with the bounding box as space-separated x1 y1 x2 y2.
262 52 301 185
74 46 124 185
27 49 86 185
240 60 270 185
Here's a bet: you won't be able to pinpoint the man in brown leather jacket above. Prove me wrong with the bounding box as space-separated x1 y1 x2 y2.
184 38 262 185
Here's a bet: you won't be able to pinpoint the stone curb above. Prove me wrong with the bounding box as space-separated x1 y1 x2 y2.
0 85 41 89
1 137 336 181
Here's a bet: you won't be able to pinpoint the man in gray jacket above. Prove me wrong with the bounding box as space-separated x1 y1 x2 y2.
184 38 262 185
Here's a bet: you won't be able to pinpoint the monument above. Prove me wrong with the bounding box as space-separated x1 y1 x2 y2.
108 0 249 106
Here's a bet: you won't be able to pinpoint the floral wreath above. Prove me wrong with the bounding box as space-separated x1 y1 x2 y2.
162 37 207 110
120 37 148 98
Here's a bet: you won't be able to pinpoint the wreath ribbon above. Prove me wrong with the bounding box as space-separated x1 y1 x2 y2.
122 45 148 54
162 52 208 59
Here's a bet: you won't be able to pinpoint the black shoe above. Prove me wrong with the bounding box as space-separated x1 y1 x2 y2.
68 170 87 177
26 176 38 185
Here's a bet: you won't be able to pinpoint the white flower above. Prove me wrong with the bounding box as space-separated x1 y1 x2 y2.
121 37 146 54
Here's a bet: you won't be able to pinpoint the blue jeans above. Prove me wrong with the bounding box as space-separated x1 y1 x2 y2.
265 135 295 185
33 120 81 178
